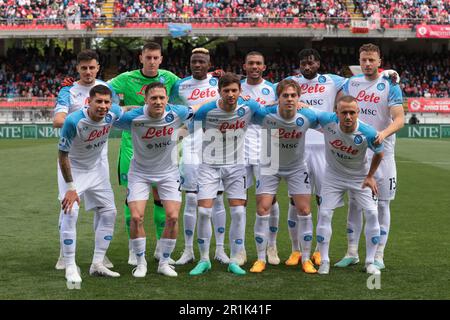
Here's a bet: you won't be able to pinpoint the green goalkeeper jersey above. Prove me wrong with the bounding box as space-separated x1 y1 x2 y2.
109 69 180 184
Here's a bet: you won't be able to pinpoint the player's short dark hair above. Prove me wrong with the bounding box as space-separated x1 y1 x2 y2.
77 49 99 64
218 73 241 90
276 79 301 97
245 51 264 62
298 48 321 62
142 42 162 53
144 82 167 96
89 85 112 98
359 43 381 56
336 95 358 107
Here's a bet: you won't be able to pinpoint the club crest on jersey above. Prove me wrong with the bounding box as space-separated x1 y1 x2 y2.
261 88 270 95
354 135 363 145
318 75 326 83
209 78 218 86
237 107 245 117
296 117 304 127
159 76 166 84
377 83 385 91
104 114 112 123
165 113 174 123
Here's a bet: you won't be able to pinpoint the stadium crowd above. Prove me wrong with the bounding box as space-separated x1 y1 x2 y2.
355 0 450 26
0 46 107 98
1 44 448 99
1 0 449 28
0 0 103 25
113 0 351 26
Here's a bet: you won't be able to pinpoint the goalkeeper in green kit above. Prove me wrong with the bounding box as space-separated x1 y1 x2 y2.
108 42 180 265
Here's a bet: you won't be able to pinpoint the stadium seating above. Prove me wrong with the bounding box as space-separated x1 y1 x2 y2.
0 45 448 99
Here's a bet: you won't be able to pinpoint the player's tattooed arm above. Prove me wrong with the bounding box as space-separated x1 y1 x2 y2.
59 150 80 213
59 150 73 183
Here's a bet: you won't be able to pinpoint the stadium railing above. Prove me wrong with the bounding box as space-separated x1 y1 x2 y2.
0 17 446 31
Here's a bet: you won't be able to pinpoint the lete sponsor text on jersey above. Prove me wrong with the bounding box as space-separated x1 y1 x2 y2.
329 139 359 155
187 88 217 101
272 128 303 139
84 125 111 142
141 126 174 139
219 119 246 133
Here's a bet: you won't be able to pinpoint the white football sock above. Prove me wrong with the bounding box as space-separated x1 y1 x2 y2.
159 238 176 266
128 238 133 252
268 201 280 246
347 199 363 257
298 214 313 262
183 192 197 248
132 237 147 266
212 193 226 247
316 208 333 263
58 209 64 256
229 205 246 263
92 207 116 264
254 214 270 262
197 207 212 261
364 209 381 265
287 203 300 252
377 200 391 260
60 203 79 267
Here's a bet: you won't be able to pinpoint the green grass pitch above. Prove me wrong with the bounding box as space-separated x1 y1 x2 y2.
0 138 449 299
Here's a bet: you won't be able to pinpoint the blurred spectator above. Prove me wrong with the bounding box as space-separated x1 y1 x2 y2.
409 114 420 124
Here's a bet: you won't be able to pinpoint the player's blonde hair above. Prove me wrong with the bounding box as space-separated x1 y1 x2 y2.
192 48 209 55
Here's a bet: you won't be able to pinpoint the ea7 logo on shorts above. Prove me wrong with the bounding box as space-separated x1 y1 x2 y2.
318 75 326 83
237 107 246 117
209 78 218 86
255 236 263 244
296 117 304 127
354 135 363 145
261 88 270 95
104 114 112 123
377 83 385 91
165 113 174 123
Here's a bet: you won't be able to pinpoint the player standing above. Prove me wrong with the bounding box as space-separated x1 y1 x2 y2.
335 44 404 270
54 49 117 270
58 85 122 289
250 79 318 274
240 51 280 266
108 42 180 265
189 73 261 276
169 48 230 265
114 82 197 277
284 49 346 267
315 96 384 275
